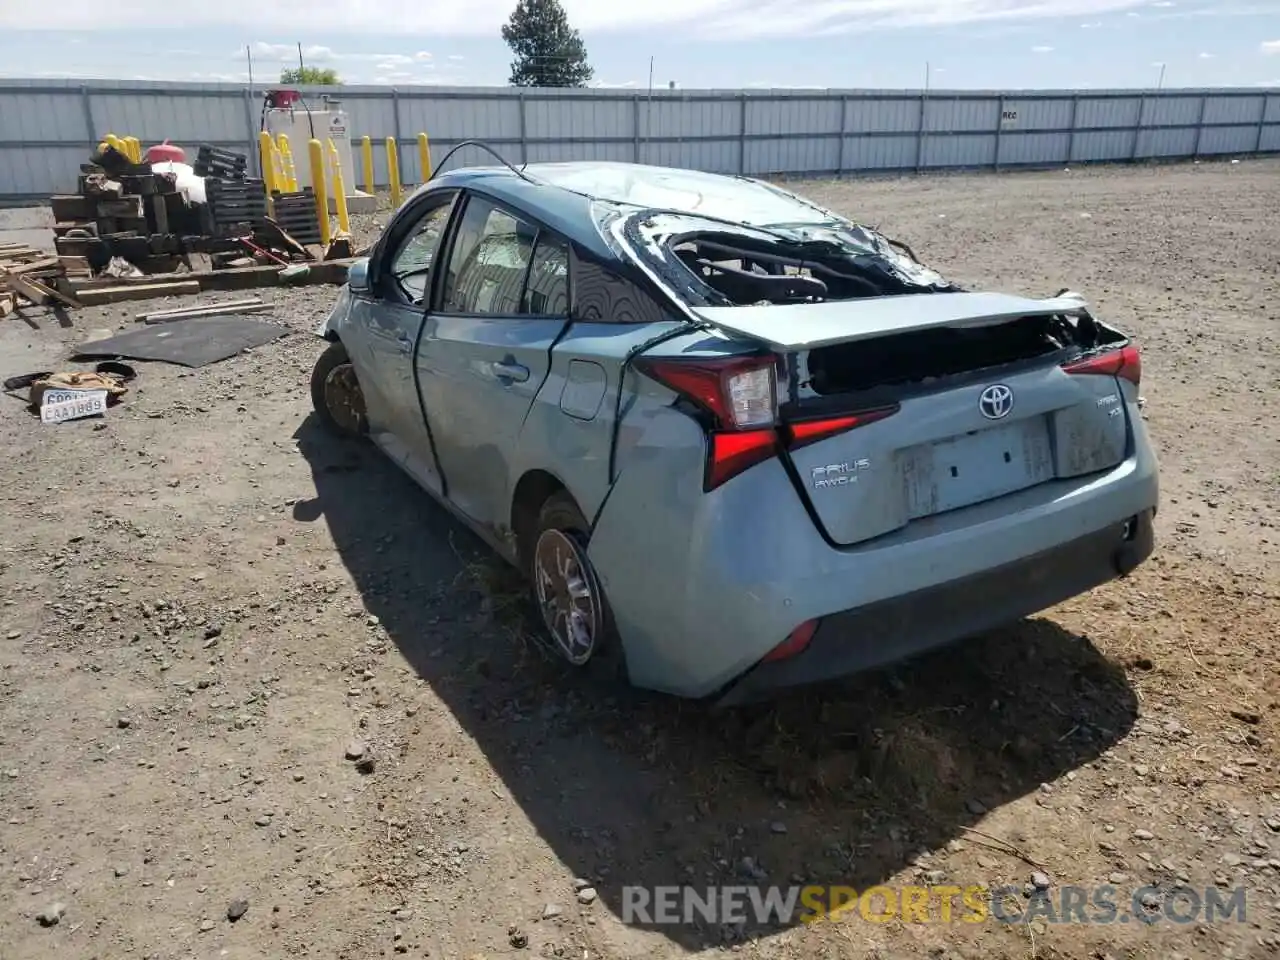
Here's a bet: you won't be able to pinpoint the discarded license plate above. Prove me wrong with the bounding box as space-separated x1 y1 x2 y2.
40 389 108 424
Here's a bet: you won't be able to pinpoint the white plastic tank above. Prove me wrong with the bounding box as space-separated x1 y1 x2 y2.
263 97 357 201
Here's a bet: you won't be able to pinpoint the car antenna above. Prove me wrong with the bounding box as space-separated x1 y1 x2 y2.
427 139 537 184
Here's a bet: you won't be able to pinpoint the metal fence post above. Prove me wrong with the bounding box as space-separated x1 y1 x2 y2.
391 88 402 175
1066 94 1080 164
518 91 528 165
1193 93 1208 158
79 85 97 145
1131 93 1146 161
994 95 1005 171
738 93 748 175
836 95 849 175
915 89 928 173
632 94 641 163
241 87 259 176
1255 93 1269 153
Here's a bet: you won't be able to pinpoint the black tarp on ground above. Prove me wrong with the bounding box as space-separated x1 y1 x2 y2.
71 316 288 368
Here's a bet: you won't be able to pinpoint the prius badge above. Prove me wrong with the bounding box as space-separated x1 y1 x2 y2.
811 459 871 489
978 384 1014 420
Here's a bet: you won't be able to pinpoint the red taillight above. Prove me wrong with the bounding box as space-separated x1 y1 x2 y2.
634 355 778 429
707 429 778 491
1063 344 1141 386
762 619 820 663
784 406 900 450
636 355 898 491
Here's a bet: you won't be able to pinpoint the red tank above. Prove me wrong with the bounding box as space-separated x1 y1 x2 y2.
145 140 186 164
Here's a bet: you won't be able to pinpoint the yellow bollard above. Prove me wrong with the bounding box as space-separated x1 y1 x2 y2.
361 135 375 195
417 133 432 184
386 137 402 208
127 137 142 162
258 132 277 194
328 140 350 235
258 131 278 218
282 149 298 193
308 138 332 247
277 134 297 192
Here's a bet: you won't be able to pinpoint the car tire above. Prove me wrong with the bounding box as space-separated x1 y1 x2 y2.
529 492 627 685
310 341 368 438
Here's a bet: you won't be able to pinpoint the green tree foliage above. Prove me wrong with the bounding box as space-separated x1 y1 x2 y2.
501 0 593 87
280 66 342 85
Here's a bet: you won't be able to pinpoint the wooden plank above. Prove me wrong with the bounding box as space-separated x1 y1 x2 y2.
58 256 90 275
9 257 61 276
67 258 356 294
0 270 82 309
138 299 268 323
0 292 15 319
76 281 200 306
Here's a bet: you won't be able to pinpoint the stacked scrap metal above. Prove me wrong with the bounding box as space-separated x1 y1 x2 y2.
192 144 248 180
270 190 323 245
52 146 195 273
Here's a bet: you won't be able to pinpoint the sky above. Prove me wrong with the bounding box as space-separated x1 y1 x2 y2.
0 1 1278 89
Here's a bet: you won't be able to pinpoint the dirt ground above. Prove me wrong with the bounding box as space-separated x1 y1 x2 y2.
1 159 1278 960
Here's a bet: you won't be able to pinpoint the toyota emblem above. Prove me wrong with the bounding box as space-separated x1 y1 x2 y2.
978 384 1014 420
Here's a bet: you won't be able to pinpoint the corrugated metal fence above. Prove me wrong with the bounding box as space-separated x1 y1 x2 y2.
1 79 1277 200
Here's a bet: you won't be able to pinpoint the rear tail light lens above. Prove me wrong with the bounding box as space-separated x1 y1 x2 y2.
784 406 900 450
1063 343 1141 386
635 355 778 429
636 355 898 491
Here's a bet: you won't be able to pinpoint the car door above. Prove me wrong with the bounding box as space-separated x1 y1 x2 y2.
415 193 572 529
355 189 459 493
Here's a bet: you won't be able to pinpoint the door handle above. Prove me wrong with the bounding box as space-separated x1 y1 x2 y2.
489 360 530 383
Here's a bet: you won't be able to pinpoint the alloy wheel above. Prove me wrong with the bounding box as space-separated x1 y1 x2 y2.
533 528 603 665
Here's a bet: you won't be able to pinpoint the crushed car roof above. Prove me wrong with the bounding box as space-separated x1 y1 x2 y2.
424 161 837 236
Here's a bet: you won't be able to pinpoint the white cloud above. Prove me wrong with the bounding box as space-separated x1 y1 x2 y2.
1198 51 1214 58
1031 44 1054 51
1079 20 1102 27
1263 40 1280 54
448 54 466 61
1149 1 1174 6
1 0 1174 39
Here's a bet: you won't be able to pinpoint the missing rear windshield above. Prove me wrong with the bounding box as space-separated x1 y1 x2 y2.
805 312 1125 395
625 214 962 307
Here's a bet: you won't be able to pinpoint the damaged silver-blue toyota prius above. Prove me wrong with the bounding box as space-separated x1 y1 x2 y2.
310 158 1158 705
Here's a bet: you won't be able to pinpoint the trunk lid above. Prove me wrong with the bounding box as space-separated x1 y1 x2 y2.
693 292 1133 546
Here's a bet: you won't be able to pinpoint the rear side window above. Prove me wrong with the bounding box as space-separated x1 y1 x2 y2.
572 256 670 325
441 198 536 315
523 236 569 315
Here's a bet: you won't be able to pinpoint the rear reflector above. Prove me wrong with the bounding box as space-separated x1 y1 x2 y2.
762 619 820 663
1063 344 1141 386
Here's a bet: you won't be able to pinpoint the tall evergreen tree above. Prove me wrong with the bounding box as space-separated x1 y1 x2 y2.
501 0 594 87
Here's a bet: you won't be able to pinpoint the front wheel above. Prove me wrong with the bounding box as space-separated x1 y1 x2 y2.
530 492 626 684
310 341 367 438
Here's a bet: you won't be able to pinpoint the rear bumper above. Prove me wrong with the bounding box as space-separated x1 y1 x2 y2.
715 508 1154 706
